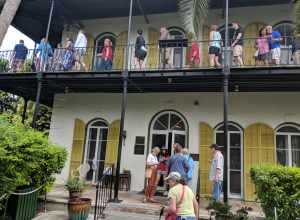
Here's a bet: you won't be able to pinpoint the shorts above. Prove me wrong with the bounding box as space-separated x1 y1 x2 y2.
271 47 281 60
233 45 243 57
257 53 268 61
209 46 220 56
135 49 147 60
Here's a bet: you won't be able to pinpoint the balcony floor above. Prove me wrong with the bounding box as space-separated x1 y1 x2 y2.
1 66 300 106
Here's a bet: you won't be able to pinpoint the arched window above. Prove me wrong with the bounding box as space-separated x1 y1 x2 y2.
273 21 295 46
215 122 243 198
167 27 186 68
150 110 188 154
276 123 300 167
84 118 109 182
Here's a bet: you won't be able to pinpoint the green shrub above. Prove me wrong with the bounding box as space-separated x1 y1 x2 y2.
251 165 300 220
0 58 9 72
0 114 67 208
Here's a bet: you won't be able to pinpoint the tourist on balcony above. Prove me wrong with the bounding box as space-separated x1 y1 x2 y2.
160 27 172 69
182 148 194 188
231 22 244 67
97 38 113 71
36 38 53 71
144 147 160 203
292 30 300 65
189 40 200 68
134 29 147 70
165 172 199 220
51 43 64 71
266 25 281 65
11 40 28 72
62 38 75 71
255 28 269 66
168 143 189 184
209 144 224 201
74 29 88 71
209 25 222 68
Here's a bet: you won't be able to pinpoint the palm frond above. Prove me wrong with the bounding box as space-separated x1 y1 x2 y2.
178 0 210 39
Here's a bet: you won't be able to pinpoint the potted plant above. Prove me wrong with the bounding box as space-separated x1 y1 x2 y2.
68 197 92 220
65 176 86 199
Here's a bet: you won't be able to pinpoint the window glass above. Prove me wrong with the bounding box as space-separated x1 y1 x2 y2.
217 124 240 131
292 136 300 167
278 126 300 133
230 133 241 148
91 120 108 127
153 121 167 130
157 114 169 129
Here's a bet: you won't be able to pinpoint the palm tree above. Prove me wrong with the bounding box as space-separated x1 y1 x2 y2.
178 0 210 39
0 0 22 46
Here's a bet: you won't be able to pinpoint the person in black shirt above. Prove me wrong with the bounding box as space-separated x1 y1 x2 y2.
134 29 147 70
231 22 244 67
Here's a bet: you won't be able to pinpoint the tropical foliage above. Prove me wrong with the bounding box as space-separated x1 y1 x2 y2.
251 165 300 220
0 115 67 209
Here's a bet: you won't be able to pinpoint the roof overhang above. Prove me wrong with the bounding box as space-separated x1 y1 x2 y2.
1 67 300 107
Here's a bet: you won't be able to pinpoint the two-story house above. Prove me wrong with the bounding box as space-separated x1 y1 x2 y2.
1 0 299 201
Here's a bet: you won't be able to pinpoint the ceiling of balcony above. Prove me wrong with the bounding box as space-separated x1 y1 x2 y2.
12 0 292 45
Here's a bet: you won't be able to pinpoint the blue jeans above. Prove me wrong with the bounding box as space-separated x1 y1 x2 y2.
212 181 223 201
99 59 112 71
176 216 196 220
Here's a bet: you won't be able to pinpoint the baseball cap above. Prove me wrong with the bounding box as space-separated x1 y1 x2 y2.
165 172 181 181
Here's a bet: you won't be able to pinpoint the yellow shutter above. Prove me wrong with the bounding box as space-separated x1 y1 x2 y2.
83 33 95 71
113 31 128 70
69 119 86 177
105 120 120 166
244 22 266 66
244 123 275 201
199 122 214 196
201 25 210 68
147 27 160 69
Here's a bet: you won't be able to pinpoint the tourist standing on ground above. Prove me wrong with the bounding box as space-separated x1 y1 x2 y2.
182 148 194 188
209 25 222 68
62 38 75 71
255 28 269 66
266 25 281 65
144 147 160 203
98 38 113 71
165 172 199 220
168 143 189 184
209 144 224 201
231 22 244 67
11 40 28 72
156 147 170 187
74 29 88 71
134 29 147 70
189 40 200 68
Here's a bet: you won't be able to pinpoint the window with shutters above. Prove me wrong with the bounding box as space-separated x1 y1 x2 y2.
134 136 145 155
276 124 300 167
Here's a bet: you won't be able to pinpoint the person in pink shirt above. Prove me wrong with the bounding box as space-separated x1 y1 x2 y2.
255 28 269 66
189 41 200 67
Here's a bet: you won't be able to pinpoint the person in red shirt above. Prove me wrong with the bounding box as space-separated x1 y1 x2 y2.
189 41 200 68
97 38 113 71
156 147 170 187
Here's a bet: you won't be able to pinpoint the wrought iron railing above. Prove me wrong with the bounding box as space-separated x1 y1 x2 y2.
94 165 114 220
0 36 297 74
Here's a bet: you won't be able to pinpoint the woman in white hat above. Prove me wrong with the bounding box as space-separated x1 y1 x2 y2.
165 172 199 220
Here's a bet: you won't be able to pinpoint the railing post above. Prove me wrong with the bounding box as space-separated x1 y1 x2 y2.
94 183 99 220
21 98 28 124
32 73 43 129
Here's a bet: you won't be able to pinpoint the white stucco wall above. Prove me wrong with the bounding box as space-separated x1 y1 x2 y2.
49 92 300 191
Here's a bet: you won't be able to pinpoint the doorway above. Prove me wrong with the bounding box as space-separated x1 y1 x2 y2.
149 111 188 189
215 123 243 198
84 119 108 183
168 28 186 68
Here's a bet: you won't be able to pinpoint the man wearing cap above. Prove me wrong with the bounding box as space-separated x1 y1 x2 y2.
209 144 224 201
165 172 199 220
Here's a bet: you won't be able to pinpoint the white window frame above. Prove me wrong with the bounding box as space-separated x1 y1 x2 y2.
276 124 300 167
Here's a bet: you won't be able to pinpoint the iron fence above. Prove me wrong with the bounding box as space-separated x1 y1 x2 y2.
94 165 114 220
0 36 298 74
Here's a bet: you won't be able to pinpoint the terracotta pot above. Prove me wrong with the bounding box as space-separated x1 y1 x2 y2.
69 190 82 199
68 198 91 220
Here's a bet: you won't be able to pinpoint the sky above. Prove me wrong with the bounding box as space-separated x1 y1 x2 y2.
0 26 35 51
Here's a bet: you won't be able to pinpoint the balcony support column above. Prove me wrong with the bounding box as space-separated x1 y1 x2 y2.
32 73 43 129
21 98 28 124
222 0 230 204
113 0 133 202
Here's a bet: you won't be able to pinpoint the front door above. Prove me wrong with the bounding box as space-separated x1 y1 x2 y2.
84 124 108 183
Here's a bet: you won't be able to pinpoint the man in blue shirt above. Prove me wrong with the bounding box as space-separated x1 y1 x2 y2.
12 40 28 72
168 143 189 184
267 25 282 65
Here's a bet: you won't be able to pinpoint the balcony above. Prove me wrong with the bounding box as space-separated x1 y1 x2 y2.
1 37 300 106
